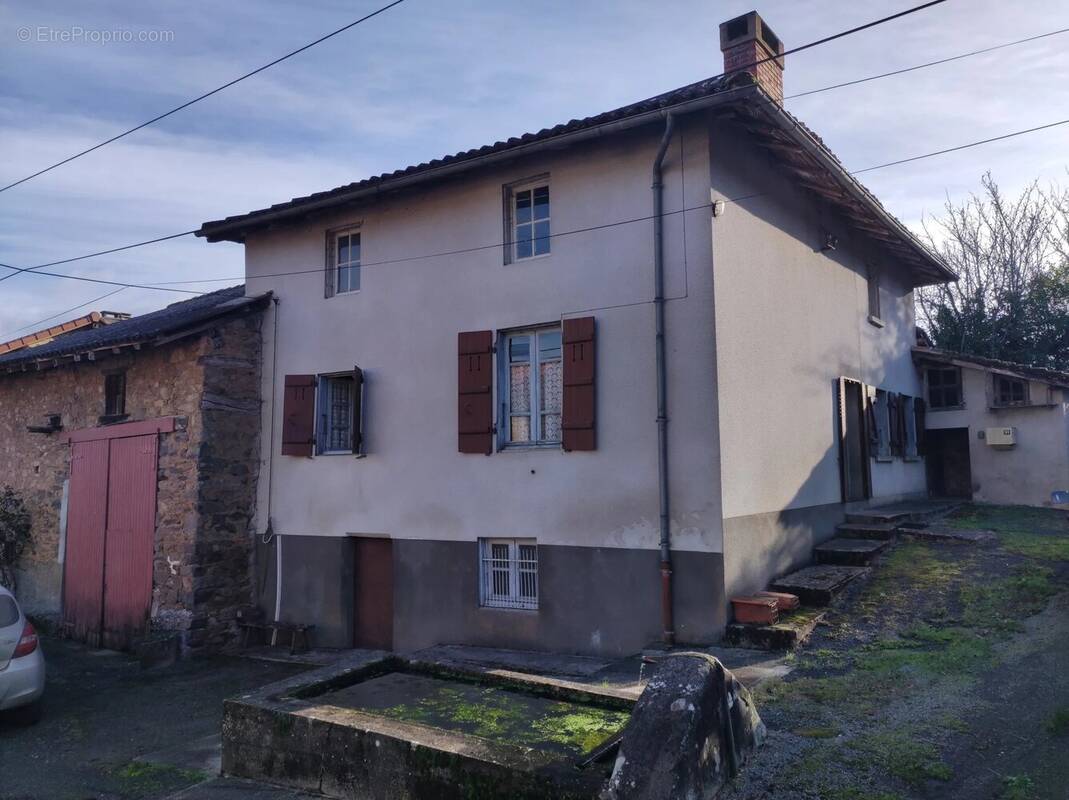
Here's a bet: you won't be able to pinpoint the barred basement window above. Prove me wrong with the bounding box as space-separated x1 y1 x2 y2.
479 538 538 610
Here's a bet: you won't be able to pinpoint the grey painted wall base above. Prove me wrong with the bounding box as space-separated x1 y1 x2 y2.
268 535 726 657
723 502 849 601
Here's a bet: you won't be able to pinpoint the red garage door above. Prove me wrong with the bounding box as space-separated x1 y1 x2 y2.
62 418 171 650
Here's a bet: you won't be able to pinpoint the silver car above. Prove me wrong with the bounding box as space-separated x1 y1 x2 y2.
0 585 45 721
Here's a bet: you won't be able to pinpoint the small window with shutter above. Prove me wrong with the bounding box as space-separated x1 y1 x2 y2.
315 369 365 455
282 370 364 457
479 538 538 610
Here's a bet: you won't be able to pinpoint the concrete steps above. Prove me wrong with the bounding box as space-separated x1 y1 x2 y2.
724 606 826 651
770 564 869 606
814 537 890 566
836 521 898 540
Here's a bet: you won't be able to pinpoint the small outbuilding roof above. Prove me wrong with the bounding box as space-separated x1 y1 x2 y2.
0 285 269 373
913 346 1069 390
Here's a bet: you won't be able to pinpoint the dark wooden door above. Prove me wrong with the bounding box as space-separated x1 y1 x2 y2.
838 379 871 503
353 537 393 650
926 428 973 499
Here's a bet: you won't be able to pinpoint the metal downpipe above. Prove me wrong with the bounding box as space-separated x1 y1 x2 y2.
652 112 676 646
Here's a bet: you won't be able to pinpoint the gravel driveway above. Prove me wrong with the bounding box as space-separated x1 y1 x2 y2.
0 639 306 800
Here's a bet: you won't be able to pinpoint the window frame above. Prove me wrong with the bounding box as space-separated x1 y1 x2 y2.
314 370 364 456
503 176 551 264
866 264 882 325
479 538 538 611
101 370 127 422
993 375 1029 407
324 223 362 298
926 366 963 410
498 324 563 449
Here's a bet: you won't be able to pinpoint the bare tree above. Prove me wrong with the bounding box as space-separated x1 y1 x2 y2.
917 173 1069 367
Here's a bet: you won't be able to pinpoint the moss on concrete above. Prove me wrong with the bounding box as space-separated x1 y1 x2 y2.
368 676 629 756
110 761 207 794
849 730 952 787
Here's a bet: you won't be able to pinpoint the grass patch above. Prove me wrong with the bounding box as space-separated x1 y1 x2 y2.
1045 707 1069 736
110 762 207 792
856 626 992 678
1000 774 1036 800
950 505 1069 560
961 564 1057 632
999 532 1069 561
850 730 952 787
793 726 840 739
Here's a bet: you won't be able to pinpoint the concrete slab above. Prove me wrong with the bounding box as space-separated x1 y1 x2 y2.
901 527 998 543
411 645 611 678
723 606 827 651
836 521 898 540
814 537 891 566
165 776 317 799
770 564 869 605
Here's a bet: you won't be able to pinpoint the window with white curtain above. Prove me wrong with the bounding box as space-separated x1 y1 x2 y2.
502 327 562 446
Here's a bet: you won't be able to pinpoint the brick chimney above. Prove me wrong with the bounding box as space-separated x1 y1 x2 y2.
719 11 784 104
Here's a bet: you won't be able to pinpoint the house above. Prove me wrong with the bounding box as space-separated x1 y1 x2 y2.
913 346 1069 506
0 286 269 653
196 11 955 656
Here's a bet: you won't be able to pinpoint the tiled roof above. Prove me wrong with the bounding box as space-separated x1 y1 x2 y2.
195 72 953 285
196 73 738 238
913 346 1069 389
0 285 264 370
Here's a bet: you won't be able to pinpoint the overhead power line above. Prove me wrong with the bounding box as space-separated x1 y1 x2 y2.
0 229 198 285
0 0 408 194
1 2 1000 293
0 287 127 341
785 26 1069 100
8 111 1069 293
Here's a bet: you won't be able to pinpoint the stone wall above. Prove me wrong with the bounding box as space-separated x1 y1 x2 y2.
0 308 263 654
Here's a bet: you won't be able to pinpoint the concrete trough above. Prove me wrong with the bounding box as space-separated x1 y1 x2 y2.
221 651 635 799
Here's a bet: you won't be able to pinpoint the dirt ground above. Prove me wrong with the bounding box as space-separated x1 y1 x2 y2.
0 640 306 800
723 503 1069 800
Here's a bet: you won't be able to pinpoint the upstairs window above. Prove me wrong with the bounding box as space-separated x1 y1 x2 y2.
994 376 1028 407
102 372 127 421
325 226 362 297
502 327 562 446
505 179 550 262
335 231 361 294
315 370 364 455
866 265 882 322
479 538 538 610
927 367 962 409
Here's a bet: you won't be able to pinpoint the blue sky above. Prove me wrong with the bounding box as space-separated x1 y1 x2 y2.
1 0 1067 335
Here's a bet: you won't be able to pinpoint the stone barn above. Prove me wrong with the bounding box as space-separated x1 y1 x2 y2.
0 285 269 654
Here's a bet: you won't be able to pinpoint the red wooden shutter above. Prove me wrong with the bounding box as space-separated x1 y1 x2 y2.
352 367 364 455
281 374 316 456
458 331 494 455
914 397 927 456
562 316 596 451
